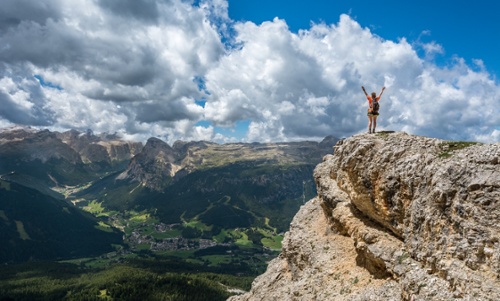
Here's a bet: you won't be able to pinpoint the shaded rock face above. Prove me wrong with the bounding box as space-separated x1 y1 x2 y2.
57 129 143 164
0 129 82 164
230 132 500 301
0 128 142 167
118 137 181 190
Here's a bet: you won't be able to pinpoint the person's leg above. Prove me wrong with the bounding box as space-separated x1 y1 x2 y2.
367 115 373 133
372 116 378 133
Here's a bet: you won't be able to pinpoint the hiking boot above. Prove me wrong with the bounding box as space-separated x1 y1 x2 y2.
372 129 376 134
368 129 371 134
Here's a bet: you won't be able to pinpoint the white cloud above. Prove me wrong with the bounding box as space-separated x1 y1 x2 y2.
0 0 225 142
0 1 499 143
204 13 500 143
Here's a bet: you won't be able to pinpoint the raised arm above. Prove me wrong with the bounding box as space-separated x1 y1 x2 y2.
361 86 368 97
378 86 386 98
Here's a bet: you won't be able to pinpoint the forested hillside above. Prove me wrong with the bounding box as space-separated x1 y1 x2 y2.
0 179 122 263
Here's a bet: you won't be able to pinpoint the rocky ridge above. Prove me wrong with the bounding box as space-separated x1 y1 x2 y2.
56 129 143 165
0 128 82 165
229 132 500 301
0 127 142 167
118 136 337 191
0 126 143 189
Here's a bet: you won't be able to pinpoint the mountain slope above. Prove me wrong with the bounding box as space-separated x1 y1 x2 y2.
0 128 90 186
150 161 317 232
0 127 143 190
0 179 123 263
76 137 336 235
56 129 143 169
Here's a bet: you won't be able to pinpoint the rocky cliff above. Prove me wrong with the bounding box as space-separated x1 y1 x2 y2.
229 132 500 301
0 127 142 168
56 129 143 165
0 126 143 187
0 128 82 165
116 137 181 190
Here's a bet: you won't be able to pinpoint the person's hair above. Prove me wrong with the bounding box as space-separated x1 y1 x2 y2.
371 92 376 99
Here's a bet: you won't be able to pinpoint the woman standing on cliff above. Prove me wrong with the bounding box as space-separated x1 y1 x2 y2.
362 86 385 134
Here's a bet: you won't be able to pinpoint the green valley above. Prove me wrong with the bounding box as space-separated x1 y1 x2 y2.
0 128 338 299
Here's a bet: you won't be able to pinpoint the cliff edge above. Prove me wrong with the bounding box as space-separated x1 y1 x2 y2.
229 132 500 301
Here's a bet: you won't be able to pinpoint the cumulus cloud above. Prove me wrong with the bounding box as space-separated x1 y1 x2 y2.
205 14 500 142
0 65 55 125
0 0 499 143
0 0 224 142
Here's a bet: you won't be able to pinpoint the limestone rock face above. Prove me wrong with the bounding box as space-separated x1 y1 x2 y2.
0 128 82 164
229 132 500 301
118 137 180 191
57 129 143 164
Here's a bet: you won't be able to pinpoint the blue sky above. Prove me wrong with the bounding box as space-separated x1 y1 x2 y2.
1 0 499 143
228 0 500 78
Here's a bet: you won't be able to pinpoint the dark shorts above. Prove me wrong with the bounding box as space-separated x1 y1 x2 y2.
367 112 379 116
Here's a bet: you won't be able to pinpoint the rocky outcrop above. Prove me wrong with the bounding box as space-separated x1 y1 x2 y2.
0 127 142 167
117 137 181 190
57 129 143 165
0 127 144 187
229 132 500 301
0 128 82 164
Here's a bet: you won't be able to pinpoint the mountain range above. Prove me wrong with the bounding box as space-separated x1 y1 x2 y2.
0 126 338 263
